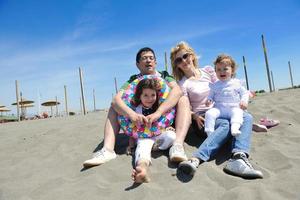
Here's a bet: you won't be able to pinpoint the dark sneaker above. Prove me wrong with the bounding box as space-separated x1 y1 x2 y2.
178 158 200 176
224 152 263 179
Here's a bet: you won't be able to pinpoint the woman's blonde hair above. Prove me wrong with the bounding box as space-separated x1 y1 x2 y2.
214 54 237 78
170 41 199 81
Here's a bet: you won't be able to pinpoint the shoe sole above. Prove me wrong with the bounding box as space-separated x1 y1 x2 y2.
178 163 196 175
83 162 102 168
170 156 188 163
223 167 263 179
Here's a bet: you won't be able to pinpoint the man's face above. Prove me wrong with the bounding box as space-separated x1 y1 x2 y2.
136 51 157 75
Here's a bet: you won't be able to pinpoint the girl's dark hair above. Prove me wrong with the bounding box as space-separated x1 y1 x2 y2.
132 78 161 110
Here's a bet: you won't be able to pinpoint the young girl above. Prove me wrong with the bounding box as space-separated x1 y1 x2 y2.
205 54 249 136
130 78 176 183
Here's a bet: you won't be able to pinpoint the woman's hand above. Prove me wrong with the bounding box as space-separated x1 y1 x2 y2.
205 100 213 107
192 113 205 129
240 101 248 110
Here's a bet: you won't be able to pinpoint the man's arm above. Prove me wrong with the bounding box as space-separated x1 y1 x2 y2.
112 91 148 124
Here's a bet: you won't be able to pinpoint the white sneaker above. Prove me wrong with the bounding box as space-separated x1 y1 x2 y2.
83 148 116 167
169 143 188 163
223 152 263 179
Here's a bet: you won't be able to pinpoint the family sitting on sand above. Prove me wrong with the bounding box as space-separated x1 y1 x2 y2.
83 42 264 183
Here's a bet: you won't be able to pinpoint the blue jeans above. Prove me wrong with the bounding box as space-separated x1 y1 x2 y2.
193 112 253 161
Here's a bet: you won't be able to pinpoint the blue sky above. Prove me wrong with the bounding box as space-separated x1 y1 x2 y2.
1 0 299 115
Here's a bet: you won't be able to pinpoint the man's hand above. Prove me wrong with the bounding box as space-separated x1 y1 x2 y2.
192 113 205 129
129 112 148 125
145 111 162 127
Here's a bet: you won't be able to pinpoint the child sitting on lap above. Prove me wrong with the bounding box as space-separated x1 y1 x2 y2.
205 54 249 136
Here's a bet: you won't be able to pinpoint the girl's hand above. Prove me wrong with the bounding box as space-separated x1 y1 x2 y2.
192 114 205 129
240 101 248 110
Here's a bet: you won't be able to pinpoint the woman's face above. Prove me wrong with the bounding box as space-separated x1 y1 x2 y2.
174 50 194 72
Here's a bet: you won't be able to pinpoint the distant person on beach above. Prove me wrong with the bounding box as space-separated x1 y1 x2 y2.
83 47 191 167
170 41 263 179
204 54 249 136
130 78 176 183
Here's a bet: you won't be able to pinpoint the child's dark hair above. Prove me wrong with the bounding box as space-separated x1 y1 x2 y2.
214 54 237 77
132 78 161 110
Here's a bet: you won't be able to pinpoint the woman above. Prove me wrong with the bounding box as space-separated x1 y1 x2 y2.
170 41 263 179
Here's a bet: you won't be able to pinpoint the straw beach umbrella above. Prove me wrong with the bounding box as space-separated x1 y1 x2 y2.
41 100 60 117
11 98 34 106
11 98 35 119
0 107 11 116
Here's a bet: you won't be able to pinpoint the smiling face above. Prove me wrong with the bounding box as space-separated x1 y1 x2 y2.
140 88 157 108
136 51 157 75
215 61 233 81
174 50 194 73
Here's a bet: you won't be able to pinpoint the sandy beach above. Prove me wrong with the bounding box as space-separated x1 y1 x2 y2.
0 88 300 200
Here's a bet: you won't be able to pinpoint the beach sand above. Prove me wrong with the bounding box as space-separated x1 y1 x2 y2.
0 89 300 200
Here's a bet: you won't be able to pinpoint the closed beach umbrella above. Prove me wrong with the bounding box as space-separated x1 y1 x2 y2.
41 100 60 116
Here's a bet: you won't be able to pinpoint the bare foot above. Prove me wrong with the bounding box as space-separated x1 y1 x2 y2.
131 162 150 183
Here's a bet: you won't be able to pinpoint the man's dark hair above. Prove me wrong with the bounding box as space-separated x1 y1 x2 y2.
136 47 156 63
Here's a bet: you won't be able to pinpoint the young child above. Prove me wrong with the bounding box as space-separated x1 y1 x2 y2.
205 54 249 136
130 78 176 183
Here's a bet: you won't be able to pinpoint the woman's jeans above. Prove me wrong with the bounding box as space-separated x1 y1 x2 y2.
193 112 253 161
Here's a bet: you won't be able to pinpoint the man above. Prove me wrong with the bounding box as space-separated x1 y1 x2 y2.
83 47 191 167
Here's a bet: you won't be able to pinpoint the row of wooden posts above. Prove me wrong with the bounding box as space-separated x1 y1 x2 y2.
14 68 95 122
13 34 295 121
163 35 295 92
241 35 294 92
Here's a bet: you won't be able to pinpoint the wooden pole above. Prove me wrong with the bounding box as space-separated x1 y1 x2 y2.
20 92 24 120
288 61 294 88
93 89 96 111
79 97 82 114
15 80 20 122
261 34 273 92
79 67 87 115
242 56 249 90
55 96 58 117
64 85 68 116
271 70 275 91
114 77 118 94
164 51 168 72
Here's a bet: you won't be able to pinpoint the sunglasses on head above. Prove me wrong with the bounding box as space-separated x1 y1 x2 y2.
174 53 190 65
